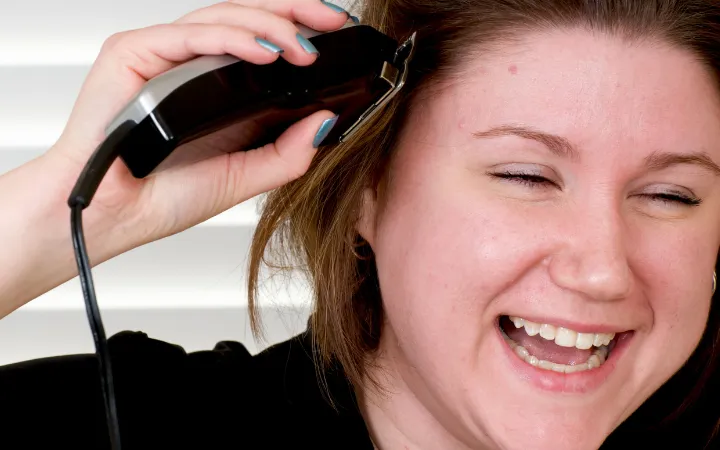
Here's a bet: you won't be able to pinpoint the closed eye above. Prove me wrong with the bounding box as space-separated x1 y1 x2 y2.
490 171 558 188
638 192 701 206
490 172 702 207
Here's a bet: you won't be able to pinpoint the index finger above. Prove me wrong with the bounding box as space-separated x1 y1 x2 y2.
227 0 352 31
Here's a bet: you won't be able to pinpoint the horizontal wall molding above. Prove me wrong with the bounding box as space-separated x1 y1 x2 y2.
21 222 309 311
0 65 89 148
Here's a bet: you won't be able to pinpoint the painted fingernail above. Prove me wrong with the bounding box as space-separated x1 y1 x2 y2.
254 37 284 53
321 1 349 15
350 15 360 24
313 115 339 148
296 33 319 55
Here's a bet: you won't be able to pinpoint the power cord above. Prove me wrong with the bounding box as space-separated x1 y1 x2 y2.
67 120 136 450
70 205 122 450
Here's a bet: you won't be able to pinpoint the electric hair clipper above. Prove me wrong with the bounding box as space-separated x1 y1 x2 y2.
70 22 416 206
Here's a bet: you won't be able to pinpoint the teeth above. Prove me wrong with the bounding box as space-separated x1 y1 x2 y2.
554 327 577 347
596 346 608 364
586 354 601 369
593 334 605 347
502 331 610 373
538 360 553 370
539 323 556 340
508 316 617 350
575 333 594 350
524 321 541 336
564 363 589 373
514 345 530 360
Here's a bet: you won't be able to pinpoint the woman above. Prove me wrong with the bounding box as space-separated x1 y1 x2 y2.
0 0 718 448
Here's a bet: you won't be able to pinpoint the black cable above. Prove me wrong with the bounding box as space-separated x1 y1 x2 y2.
70 204 122 450
66 121 134 448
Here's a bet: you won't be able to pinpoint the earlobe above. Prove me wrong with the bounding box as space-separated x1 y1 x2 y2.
356 186 378 248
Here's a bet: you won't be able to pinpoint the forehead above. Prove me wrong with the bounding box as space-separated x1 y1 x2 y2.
413 29 720 155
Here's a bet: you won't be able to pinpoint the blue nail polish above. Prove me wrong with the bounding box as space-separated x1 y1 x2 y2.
254 37 284 53
350 15 360 24
296 33 319 55
321 1 349 15
313 115 339 148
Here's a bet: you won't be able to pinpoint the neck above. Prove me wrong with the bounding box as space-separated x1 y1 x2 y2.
356 329 488 450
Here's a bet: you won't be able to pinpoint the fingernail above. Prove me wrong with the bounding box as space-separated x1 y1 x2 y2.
313 115 339 148
254 37 284 53
321 1 349 15
350 15 360 24
296 33 319 55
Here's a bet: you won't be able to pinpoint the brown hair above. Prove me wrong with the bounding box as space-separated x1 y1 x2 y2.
248 0 720 445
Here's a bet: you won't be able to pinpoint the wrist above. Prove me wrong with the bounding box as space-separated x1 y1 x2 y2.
0 149 132 315
39 148 135 265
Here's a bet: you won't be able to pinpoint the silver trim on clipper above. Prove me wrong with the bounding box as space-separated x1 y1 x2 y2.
105 54 240 137
339 31 417 143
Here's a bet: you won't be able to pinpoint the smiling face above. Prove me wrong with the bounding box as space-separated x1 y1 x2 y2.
357 29 720 449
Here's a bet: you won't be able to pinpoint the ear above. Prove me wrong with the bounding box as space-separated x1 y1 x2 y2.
356 186 379 248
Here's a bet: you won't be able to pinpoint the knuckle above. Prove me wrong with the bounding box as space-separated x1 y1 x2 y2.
183 2 225 20
101 31 129 53
279 18 300 35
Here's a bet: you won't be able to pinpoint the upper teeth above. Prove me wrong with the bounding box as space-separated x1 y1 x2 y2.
509 316 615 350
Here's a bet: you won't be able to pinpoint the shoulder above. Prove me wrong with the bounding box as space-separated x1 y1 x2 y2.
0 329 370 448
107 329 372 449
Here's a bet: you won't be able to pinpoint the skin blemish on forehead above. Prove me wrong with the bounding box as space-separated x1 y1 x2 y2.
508 64 518 75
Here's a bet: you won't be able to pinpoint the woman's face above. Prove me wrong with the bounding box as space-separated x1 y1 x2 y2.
357 29 720 449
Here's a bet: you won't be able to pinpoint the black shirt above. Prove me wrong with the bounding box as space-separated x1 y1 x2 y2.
0 329 373 449
0 328 718 449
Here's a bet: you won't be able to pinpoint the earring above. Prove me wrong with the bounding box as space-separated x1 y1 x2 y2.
713 271 717 295
349 234 373 260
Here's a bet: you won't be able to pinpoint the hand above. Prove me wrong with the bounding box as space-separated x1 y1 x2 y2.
46 0 351 253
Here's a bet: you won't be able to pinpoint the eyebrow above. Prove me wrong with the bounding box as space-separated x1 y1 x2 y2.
644 151 720 177
473 124 720 176
472 125 580 161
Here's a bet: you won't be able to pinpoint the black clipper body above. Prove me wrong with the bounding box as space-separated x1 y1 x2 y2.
106 23 416 178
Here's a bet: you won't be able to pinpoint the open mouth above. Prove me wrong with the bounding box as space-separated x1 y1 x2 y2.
498 315 628 374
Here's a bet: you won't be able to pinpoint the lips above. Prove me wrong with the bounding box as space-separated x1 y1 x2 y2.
495 316 635 393
499 315 630 373
500 316 614 366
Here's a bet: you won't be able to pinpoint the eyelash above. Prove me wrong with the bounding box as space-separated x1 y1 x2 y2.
490 171 702 206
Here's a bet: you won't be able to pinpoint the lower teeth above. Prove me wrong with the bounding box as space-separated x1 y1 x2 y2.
503 334 609 373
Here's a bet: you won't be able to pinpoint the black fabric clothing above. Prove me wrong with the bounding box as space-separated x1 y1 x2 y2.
0 329 373 449
1 327 719 449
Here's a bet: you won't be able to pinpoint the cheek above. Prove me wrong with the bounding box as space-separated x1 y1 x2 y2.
372 156 549 364
632 226 714 370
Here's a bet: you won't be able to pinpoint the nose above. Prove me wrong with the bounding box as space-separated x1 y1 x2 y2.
547 205 634 302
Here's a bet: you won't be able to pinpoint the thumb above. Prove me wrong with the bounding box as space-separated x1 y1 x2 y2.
226 110 339 203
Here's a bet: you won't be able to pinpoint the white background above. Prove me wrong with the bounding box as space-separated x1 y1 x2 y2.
0 0 356 365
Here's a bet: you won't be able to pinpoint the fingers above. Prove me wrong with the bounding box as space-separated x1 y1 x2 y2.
97 23 287 81
225 0 352 31
96 0 353 82
174 3 326 65
62 17 292 147
223 110 339 204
